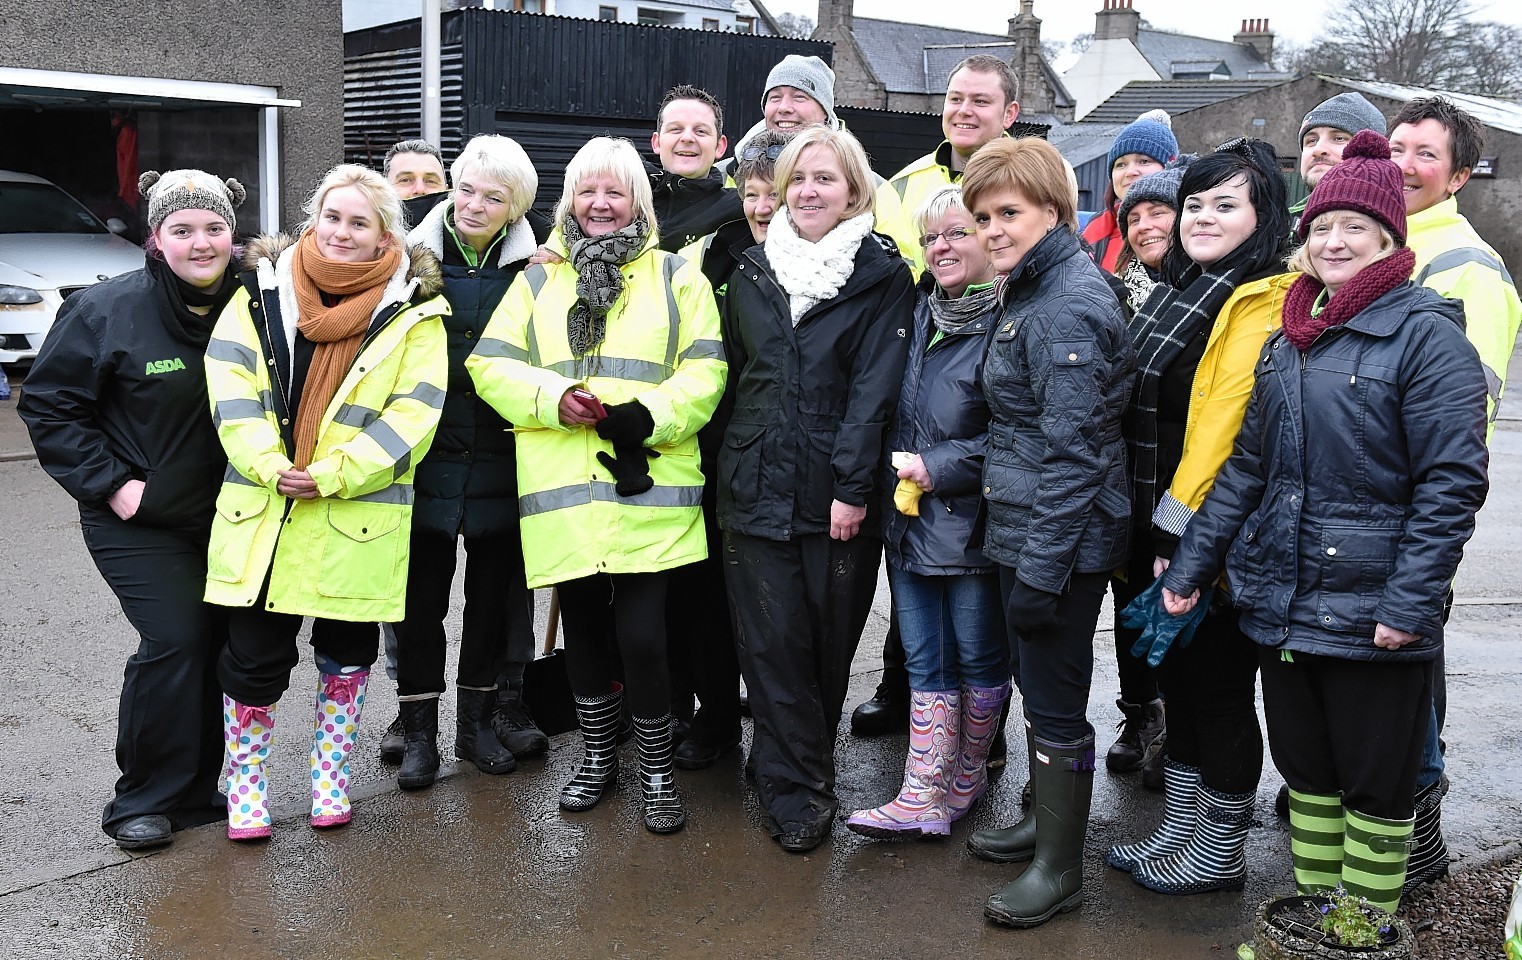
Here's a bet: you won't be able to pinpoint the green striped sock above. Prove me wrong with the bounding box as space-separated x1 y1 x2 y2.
1343 807 1414 914
1288 790 1344 894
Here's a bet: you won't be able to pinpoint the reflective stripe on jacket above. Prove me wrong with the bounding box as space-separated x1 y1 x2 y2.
203 236 449 621
465 242 726 588
1406 196 1522 438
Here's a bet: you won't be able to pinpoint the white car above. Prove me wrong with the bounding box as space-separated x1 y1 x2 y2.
0 170 145 364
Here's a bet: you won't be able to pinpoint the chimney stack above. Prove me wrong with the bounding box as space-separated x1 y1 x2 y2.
1094 0 1141 43
818 0 854 31
1233 17 1274 65
1008 0 1048 114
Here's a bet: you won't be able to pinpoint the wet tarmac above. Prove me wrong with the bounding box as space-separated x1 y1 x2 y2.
1 356 1519 959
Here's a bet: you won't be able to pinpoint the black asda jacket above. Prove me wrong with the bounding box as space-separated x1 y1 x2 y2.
405 201 549 539
718 231 914 540
980 226 1135 593
884 275 999 575
20 267 231 536
1163 282 1489 662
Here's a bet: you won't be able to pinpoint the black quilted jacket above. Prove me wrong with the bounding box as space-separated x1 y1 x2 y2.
980 225 1136 592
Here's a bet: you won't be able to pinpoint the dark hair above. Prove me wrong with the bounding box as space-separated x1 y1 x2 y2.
658 84 725 137
383 138 443 177
735 129 790 187
1161 138 1289 286
949 54 1019 107
1391 96 1485 176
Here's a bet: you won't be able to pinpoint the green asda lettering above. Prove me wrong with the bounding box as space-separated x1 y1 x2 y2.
145 357 187 375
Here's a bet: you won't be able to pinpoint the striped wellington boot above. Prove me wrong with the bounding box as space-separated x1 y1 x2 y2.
1402 775 1450 893
1288 789 1344 894
1343 808 1415 914
946 682 1011 822
1132 783 1252 895
310 669 369 829
847 691 959 838
224 695 276 841
1106 759 1201 873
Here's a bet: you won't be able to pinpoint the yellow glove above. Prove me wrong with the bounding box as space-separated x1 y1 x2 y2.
894 478 923 516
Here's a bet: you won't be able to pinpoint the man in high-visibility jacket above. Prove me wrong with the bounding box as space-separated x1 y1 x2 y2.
873 54 1021 279
1388 95 1522 894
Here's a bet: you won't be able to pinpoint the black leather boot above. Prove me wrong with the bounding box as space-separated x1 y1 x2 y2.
455 686 517 775
397 697 441 791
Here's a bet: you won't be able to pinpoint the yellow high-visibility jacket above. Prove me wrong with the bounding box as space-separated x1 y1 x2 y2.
874 146 958 280
203 235 449 622
465 238 726 588
1406 196 1522 440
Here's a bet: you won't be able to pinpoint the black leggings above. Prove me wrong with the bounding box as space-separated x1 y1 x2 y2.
218 577 377 706
1153 602 1263 794
1110 572 1161 704
558 571 671 719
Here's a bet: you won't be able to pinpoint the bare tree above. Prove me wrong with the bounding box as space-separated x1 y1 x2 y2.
774 12 815 39
1290 0 1522 96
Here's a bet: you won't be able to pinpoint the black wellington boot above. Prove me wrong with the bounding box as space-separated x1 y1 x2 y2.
397 697 441 791
455 686 517 775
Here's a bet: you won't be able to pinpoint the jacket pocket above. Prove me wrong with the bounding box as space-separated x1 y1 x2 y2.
1224 512 1271 607
316 502 406 600
719 421 767 519
1313 522 1402 634
206 485 273 584
797 412 838 526
981 459 1036 559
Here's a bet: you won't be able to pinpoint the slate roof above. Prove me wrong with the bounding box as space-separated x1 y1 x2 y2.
1082 78 1286 123
1046 121 1126 167
1134 28 1271 80
851 16 1073 108
1329 76 1522 138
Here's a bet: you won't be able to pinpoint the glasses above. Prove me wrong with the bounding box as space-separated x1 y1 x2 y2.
920 226 972 246
738 142 787 162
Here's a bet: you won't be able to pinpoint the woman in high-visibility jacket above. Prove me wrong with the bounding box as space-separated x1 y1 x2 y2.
467 137 726 835
204 163 448 841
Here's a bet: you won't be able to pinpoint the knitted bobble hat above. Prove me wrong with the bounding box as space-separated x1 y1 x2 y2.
1117 153 1196 227
1108 109 1179 170
140 169 247 234
762 55 838 127
1298 130 1407 242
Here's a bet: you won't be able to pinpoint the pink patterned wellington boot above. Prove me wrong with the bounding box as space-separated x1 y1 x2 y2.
846 690 959 838
224 695 276 841
310 669 369 829
946 681 1013 821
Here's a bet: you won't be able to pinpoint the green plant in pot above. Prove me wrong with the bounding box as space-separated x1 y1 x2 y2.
1237 887 1415 959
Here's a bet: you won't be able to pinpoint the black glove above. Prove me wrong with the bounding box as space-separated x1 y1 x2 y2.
596 400 655 446
596 444 660 497
1006 579 1062 634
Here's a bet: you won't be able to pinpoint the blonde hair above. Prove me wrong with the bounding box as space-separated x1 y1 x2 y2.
451 135 539 223
961 138 1078 233
912 185 970 239
774 126 876 221
553 137 657 239
302 163 408 253
1287 210 1400 280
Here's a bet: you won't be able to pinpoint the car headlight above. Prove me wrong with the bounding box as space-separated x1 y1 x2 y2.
0 285 44 305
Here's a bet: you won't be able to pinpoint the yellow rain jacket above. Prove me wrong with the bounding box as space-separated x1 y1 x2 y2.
465 239 726 588
203 235 449 621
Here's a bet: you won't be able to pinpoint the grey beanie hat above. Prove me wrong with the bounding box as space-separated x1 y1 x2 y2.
763 54 838 127
1299 92 1386 142
1117 154 1196 228
140 169 246 234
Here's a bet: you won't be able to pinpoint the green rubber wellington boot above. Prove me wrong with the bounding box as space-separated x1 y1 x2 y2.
1288 789 1344 894
967 724 1037 863
984 733 1095 928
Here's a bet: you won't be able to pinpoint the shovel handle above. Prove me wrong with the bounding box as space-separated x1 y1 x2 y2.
542 588 560 656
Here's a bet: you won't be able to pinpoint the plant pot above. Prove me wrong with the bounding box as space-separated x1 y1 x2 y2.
1237 895 1415 960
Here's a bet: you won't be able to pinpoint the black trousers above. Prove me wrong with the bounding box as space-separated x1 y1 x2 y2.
395 529 533 696
1259 647 1432 820
1110 571 1161 704
218 577 378 707
664 509 741 740
1152 600 1263 794
82 515 228 835
1002 567 1108 744
558 571 671 719
724 529 882 834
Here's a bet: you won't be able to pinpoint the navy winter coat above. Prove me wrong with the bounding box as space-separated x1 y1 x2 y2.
883 277 998 575
980 226 1136 593
1163 282 1490 661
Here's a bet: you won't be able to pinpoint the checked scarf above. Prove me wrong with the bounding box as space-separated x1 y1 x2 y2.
1126 261 1250 527
564 214 651 358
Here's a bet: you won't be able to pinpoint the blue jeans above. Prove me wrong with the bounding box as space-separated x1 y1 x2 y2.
887 566 1008 691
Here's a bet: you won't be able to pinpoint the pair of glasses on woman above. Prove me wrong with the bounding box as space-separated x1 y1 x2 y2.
919 226 972 247
737 142 787 162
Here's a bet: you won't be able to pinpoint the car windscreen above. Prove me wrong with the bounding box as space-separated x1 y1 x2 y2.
0 182 109 235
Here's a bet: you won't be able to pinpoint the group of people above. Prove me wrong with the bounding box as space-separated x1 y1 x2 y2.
16 46 1517 931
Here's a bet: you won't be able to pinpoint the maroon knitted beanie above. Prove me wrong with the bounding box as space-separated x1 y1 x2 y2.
1297 130 1407 243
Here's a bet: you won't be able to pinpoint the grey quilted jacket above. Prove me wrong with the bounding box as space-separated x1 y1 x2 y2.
980 226 1136 593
